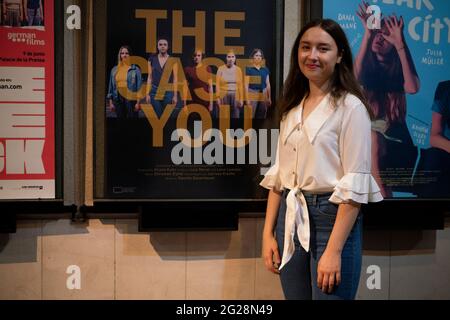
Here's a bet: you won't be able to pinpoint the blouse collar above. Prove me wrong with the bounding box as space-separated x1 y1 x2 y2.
282 93 335 145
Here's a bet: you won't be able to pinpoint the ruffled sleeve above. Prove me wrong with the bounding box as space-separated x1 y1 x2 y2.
329 96 383 204
329 172 383 204
259 133 283 192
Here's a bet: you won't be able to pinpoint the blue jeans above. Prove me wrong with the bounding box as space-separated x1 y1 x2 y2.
27 8 42 26
150 92 177 118
275 190 363 300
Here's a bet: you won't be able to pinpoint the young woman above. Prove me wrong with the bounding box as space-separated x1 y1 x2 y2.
183 49 214 112
260 19 383 300
106 46 142 119
245 48 272 119
355 1 420 197
216 50 244 119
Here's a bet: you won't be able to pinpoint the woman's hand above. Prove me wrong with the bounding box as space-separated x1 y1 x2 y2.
172 94 178 105
262 233 281 274
146 94 151 104
356 1 372 33
317 249 341 294
181 104 190 117
382 15 405 50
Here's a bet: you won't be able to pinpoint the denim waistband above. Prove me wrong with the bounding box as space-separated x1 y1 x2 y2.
282 189 333 206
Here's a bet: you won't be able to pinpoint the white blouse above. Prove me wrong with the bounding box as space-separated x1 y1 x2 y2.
260 93 383 270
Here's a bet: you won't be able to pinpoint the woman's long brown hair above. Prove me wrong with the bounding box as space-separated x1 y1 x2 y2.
358 26 406 124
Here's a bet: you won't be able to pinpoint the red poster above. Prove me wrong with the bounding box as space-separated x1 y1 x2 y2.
0 0 55 199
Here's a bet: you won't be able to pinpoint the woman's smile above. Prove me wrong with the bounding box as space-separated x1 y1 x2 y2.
305 63 320 70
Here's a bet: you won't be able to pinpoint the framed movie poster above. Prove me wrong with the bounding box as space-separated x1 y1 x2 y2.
95 0 283 200
323 0 450 199
0 0 55 199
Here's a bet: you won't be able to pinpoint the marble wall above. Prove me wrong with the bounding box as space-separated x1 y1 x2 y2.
1 217 449 300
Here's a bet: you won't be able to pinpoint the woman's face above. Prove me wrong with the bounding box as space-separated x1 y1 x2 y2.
253 51 263 64
120 48 130 62
298 26 342 87
371 30 394 56
193 51 203 65
226 53 236 67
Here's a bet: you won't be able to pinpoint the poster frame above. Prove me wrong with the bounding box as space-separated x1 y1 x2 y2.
92 0 286 211
0 0 62 201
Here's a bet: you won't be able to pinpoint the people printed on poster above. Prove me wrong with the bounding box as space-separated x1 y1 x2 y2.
1 0 44 27
216 50 244 119
105 37 272 121
182 49 213 112
354 2 420 197
3 0 24 26
106 45 142 119
25 0 43 26
145 39 179 118
245 48 272 119
430 81 450 154
420 81 450 197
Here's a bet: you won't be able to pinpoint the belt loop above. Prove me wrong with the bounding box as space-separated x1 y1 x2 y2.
312 194 317 206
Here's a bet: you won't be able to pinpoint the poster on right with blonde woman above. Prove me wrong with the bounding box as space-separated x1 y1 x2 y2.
324 0 450 199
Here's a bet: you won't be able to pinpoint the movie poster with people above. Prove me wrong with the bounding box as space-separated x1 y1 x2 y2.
324 0 450 199
0 0 54 199
103 0 279 199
